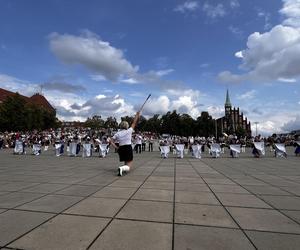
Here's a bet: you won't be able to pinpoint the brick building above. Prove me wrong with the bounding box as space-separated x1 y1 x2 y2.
216 90 251 137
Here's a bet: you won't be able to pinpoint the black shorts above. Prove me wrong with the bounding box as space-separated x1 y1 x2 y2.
118 144 133 162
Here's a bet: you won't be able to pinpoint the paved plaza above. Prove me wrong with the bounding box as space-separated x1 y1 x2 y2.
0 147 300 250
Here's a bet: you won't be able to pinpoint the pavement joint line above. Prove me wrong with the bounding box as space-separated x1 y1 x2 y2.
86 157 163 250
204 159 300 227
171 157 177 250
188 159 259 250
2 158 153 249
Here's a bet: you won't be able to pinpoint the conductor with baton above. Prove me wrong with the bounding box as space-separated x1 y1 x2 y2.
110 94 151 176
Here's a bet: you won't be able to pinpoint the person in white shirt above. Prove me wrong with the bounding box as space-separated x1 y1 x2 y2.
110 111 140 176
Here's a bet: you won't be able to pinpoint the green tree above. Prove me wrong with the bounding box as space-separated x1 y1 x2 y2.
0 94 28 131
84 115 104 130
104 116 118 130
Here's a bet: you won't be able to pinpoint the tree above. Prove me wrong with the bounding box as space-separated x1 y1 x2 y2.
0 94 27 131
236 126 246 138
104 116 118 130
84 115 104 130
0 94 57 131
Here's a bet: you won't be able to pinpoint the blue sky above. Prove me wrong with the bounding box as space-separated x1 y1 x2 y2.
0 0 300 135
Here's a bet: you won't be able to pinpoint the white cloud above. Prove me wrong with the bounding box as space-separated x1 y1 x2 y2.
257 11 272 30
155 69 174 76
281 114 300 131
207 105 224 118
90 74 106 82
200 63 210 68
142 95 170 116
237 90 256 100
120 78 139 84
174 1 199 13
219 1 300 84
278 77 297 82
280 0 300 27
0 74 38 96
228 26 243 38
202 3 226 19
230 0 240 9
235 51 243 58
49 31 138 82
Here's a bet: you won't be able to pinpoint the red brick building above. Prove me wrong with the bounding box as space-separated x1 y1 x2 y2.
0 87 55 113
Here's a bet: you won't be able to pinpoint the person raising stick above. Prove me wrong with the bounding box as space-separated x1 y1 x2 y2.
110 94 150 176
110 111 140 176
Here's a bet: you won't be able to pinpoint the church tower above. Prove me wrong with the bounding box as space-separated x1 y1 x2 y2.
225 89 232 117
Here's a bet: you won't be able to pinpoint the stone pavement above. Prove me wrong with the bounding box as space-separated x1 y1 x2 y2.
0 147 300 250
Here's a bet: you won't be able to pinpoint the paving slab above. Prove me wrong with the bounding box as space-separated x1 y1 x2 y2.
208 184 250 194
246 230 300 250
175 190 220 205
108 179 143 188
175 176 204 183
242 185 291 195
174 224 255 250
92 186 137 199
132 188 174 202
0 182 40 192
141 181 174 190
227 207 300 233
175 203 238 228
22 183 70 194
116 200 173 223
65 197 127 217
89 219 172 250
0 192 44 209
176 182 211 192
16 194 82 213
203 178 236 185
259 195 300 210
216 193 272 208
0 210 54 246
281 210 300 223
55 184 101 196
9 214 110 250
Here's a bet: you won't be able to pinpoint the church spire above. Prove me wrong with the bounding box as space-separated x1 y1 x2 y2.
225 89 231 107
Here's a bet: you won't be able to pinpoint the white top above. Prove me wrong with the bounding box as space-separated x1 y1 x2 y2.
136 135 142 144
112 127 134 146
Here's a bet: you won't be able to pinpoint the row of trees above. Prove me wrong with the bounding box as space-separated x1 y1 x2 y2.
85 111 220 137
0 94 57 131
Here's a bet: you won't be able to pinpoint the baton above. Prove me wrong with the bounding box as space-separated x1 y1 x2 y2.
138 94 151 112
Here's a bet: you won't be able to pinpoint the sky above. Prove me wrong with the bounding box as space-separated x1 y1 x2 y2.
0 0 300 135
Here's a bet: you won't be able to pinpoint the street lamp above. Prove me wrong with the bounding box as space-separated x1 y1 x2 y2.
254 122 259 137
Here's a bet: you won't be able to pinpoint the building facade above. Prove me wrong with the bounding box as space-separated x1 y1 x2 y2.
216 90 251 137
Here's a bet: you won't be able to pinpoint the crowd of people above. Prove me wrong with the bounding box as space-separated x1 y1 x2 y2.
0 129 299 159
